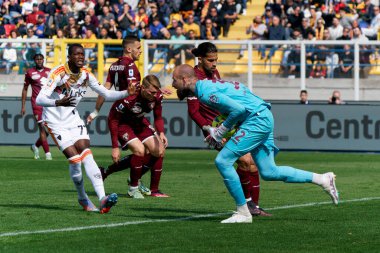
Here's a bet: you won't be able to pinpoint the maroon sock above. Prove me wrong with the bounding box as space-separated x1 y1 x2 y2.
148 156 163 192
249 170 260 205
141 154 152 176
129 154 144 187
35 138 42 147
41 140 50 153
106 155 131 176
236 166 252 199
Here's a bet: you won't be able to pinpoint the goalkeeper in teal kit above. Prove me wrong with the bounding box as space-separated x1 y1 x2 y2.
172 64 339 223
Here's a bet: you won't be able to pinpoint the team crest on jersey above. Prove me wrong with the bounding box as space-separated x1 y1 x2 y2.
122 133 129 141
31 74 41 80
209 94 219 104
131 105 142 113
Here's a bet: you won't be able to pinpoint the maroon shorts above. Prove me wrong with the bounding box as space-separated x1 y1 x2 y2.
32 105 43 123
118 123 155 150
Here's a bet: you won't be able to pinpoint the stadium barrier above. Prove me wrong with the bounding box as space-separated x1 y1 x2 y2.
2 97 380 152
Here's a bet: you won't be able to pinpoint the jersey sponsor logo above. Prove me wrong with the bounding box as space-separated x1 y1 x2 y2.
128 69 134 77
209 94 218 104
109 65 125 71
31 74 41 80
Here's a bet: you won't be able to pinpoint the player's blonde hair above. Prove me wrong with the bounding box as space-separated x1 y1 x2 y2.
142 74 161 89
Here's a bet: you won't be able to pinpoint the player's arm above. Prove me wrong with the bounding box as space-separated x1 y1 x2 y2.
36 74 76 107
187 97 210 128
108 107 121 162
87 81 112 124
153 96 167 147
88 73 135 101
21 72 30 116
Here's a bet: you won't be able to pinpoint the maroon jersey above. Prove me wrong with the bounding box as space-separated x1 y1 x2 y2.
24 67 51 108
188 66 221 136
108 90 164 148
106 56 141 91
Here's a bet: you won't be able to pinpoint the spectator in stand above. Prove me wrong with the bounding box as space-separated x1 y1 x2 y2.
361 0 375 26
207 6 223 36
54 4 71 30
179 0 194 20
84 0 95 13
23 28 40 68
315 18 325 40
99 27 110 39
309 5 321 29
39 0 56 17
263 6 273 27
68 0 86 20
309 62 327 79
53 28 65 39
261 16 286 60
80 14 96 38
63 16 79 38
135 6 149 27
99 6 116 27
285 43 301 78
339 7 358 29
352 26 369 42
299 90 309 104
125 22 143 39
35 15 49 38
53 0 64 14
362 6 380 39
265 0 282 18
22 0 35 16
2 43 17 74
69 26 81 39
168 18 181 36
26 4 46 26
192 0 203 23
183 14 200 38
87 9 99 27
238 16 266 59
221 0 238 37
328 90 344 104
107 19 119 39
328 17 343 40
118 3 135 31
94 0 106 17
157 0 171 26
168 26 187 66
148 3 165 26
334 44 354 78
288 5 304 29
301 18 314 39
5 0 22 23
337 26 352 40
150 16 165 39
82 29 96 64
16 17 27 37
200 18 218 40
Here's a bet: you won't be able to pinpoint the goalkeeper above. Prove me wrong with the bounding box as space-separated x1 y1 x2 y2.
172 64 339 223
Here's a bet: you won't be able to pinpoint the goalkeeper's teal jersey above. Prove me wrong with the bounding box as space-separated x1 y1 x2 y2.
194 79 271 129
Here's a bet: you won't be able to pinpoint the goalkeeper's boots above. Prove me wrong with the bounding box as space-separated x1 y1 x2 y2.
221 212 252 224
321 172 339 205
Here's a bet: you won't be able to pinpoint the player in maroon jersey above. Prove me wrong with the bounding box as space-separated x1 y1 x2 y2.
21 53 52 160
87 37 168 198
108 75 168 198
178 42 271 216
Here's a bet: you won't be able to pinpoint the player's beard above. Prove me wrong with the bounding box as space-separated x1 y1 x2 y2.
177 89 194 101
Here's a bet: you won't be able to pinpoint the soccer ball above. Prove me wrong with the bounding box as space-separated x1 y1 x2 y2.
211 115 237 139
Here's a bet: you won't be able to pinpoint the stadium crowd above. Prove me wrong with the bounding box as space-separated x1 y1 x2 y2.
252 0 380 78
0 0 249 73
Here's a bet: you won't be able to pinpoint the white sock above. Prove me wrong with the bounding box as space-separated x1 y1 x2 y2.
68 156 87 200
237 203 251 216
246 197 252 202
81 149 105 200
312 173 324 185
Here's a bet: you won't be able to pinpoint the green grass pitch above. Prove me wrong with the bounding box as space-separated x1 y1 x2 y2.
0 146 379 253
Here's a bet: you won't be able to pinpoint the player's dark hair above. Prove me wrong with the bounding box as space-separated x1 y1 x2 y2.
142 74 161 89
300 89 308 94
33 53 44 59
191 42 218 57
122 35 140 49
68 43 83 56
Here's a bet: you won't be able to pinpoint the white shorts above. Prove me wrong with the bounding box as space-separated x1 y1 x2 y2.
44 119 90 151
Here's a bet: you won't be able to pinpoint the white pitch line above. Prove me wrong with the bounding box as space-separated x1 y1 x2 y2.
1 196 379 238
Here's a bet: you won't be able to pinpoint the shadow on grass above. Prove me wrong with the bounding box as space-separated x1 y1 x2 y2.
0 204 72 211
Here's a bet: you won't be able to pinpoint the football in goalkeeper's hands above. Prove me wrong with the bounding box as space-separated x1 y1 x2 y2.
212 115 237 139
